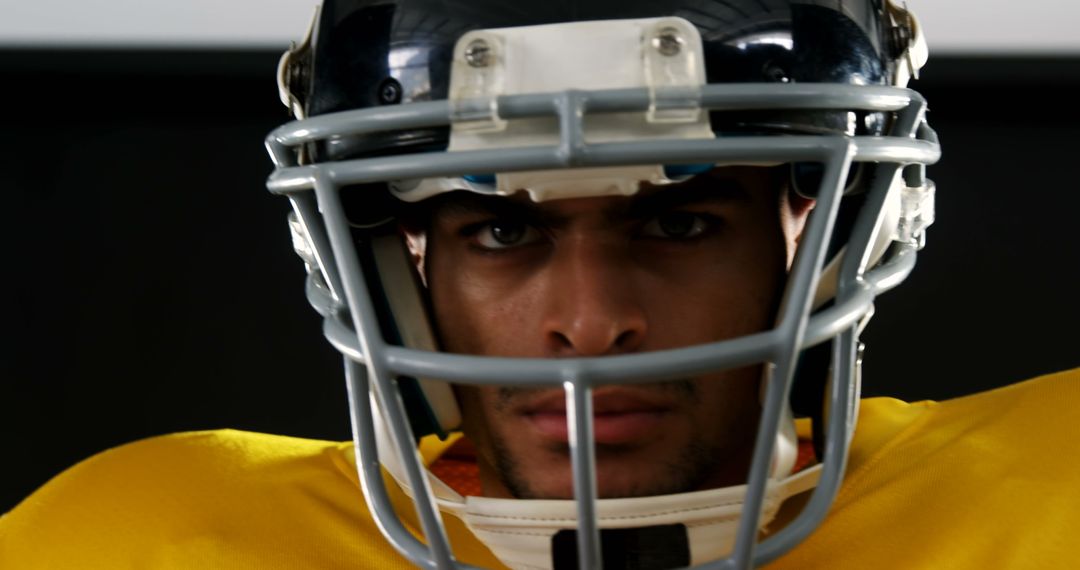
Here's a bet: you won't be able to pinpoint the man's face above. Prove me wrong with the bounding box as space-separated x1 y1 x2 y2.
420 166 809 500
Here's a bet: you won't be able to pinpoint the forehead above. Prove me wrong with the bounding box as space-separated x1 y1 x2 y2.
419 165 783 221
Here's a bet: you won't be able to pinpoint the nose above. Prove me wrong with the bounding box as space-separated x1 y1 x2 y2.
541 237 647 357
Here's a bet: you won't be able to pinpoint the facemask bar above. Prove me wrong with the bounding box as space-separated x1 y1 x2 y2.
266 84 939 569
288 193 346 311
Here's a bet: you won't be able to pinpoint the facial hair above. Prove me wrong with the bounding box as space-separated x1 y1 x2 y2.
485 379 746 500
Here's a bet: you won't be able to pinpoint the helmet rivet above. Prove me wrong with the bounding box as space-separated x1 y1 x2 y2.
654 27 684 57
378 78 402 104
465 39 492 68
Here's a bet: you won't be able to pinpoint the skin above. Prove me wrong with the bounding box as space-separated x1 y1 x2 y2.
411 166 812 500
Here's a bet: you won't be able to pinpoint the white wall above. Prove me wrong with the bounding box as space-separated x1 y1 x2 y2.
0 0 1077 54
0 0 320 47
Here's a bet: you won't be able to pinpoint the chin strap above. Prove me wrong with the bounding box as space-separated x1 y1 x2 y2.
373 374 807 569
456 466 821 570
376 407 817 569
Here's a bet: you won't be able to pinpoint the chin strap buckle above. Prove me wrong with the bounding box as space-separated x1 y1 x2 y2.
287 211 318 271
897 176 936 249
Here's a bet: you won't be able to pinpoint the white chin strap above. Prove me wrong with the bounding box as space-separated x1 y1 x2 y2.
459 466 820 570
375 403 814 570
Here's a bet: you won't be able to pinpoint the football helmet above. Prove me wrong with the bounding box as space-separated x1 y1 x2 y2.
265 0 940 568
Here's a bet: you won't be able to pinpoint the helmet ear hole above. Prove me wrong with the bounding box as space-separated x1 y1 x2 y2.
790 162 863 199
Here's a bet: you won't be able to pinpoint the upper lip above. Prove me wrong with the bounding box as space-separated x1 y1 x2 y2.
519 387 677 416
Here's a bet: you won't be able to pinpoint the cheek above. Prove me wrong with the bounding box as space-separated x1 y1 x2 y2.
452 385 501 475
429 270 487 354
453 385 490 443
637 239 787 346
428 255 543 356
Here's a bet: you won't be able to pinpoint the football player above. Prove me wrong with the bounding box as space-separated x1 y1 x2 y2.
4 1 1078 568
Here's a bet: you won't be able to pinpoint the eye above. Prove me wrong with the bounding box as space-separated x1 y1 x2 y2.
472 220 542 250
640 211 711 239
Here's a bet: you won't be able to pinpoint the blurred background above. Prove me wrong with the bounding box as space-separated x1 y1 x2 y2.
3 0 1079 513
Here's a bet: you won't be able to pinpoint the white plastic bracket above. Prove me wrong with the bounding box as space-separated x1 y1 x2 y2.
448 30 507 132
642 18 705 123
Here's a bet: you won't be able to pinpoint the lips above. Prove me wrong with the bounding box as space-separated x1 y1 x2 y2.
521 389 674 445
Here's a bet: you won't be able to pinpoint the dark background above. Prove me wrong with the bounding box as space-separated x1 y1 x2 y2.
3 50 1078 513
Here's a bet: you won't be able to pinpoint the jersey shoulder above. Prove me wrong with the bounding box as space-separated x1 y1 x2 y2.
0 430 415 569
773 367 1080 569
852 366 1080 477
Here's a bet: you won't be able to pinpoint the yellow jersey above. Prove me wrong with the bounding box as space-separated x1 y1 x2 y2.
2 368 1077 569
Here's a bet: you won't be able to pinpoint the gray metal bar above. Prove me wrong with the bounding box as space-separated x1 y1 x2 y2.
324 314 366 364
270 100 450 148
556 91 588 166
324 244 911 387
892 91 927 142
841 164 907 295
697 84 913 112
567 381 602 570
724 140 854 570
747 156 907 565
345 357 436 565
262 84 927 179
346 357 488 570
265 84 919 151
267 164 320 195
371 370 458 569
802 244 917 346
289 193 347 305
314 174 457 569
380 329 782 385
741 97 930 567
322 249 912 389
584 84 914 114
267 135 937 196
751 326 859 567
850 137 938 164
304 272 338 318
863 244 917 292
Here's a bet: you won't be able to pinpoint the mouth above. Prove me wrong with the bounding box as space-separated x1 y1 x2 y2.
520 389 675 446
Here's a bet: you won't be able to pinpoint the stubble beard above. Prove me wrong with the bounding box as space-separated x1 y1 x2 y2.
488 377 734 498
488 418 733 500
